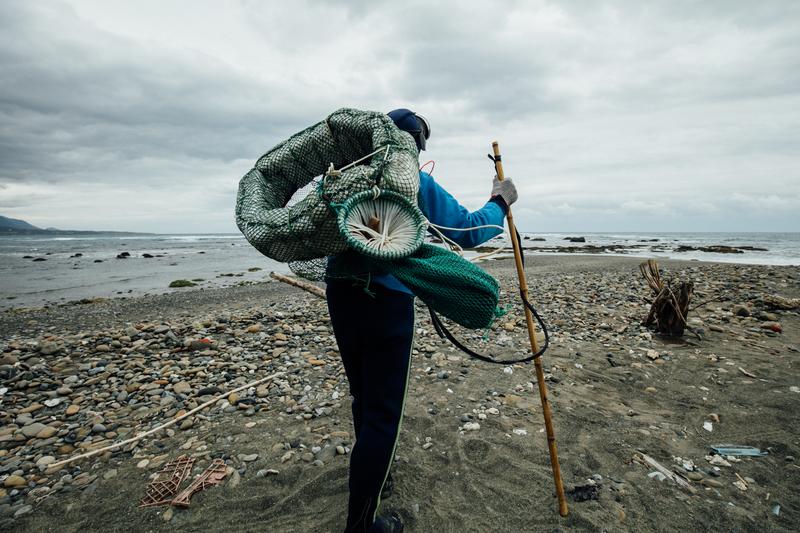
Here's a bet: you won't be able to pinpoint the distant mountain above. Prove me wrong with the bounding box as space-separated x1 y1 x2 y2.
0 214 150 236
0 215 41 232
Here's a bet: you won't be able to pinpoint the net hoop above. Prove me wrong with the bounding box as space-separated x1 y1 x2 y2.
337 190 427 260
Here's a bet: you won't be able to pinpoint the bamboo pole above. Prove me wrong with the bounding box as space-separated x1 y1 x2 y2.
49 371 286 470
491 141 568 517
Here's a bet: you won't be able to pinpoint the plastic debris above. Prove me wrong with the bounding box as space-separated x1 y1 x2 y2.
706 455 732 467
634 452 697 494
171 459 229 508
140 455 195 507
710 445 768 457
140 456 229 509
703 421 713 432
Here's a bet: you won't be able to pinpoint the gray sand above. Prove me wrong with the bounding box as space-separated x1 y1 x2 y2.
2 256 798 532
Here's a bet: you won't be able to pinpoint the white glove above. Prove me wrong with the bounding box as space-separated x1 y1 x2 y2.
491 176 518 206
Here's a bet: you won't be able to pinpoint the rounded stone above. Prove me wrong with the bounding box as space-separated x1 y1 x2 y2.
3 475 26 488
36 426 58 439
36 456 56 468
21 422 47 438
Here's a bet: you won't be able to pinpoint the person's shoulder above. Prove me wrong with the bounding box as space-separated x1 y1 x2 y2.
419 171 436 190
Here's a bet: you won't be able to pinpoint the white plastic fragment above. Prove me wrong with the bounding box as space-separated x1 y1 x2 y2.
703 421 713 432
706 455 732 467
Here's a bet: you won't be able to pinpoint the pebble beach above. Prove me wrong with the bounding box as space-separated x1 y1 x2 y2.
1 255 798 532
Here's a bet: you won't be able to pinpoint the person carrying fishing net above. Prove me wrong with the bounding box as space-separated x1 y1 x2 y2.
235 106 518 532
325 108 518 532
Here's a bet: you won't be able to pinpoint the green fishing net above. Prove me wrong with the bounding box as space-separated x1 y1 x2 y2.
235 108 421 262
236 107 502 329
388 244 502 329
328 244 501 329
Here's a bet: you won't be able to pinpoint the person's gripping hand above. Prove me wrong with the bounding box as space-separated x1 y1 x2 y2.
491 176 518 207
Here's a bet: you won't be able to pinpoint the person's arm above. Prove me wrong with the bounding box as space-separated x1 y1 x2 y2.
418 172 506 248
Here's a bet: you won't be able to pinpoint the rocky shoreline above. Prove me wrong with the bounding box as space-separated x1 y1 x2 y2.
1 256 798 532
475 238 771 256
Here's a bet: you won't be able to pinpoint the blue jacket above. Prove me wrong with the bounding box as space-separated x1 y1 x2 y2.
370 171 506 294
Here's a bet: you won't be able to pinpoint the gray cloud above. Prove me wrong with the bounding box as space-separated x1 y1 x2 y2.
0 0 798 232
0 2 323 185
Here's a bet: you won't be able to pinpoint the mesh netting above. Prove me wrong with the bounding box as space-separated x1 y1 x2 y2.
385 244 501 329
235 108 420 263
327 243 501 329
235 108 503 329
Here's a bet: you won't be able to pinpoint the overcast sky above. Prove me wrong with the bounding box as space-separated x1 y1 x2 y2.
1 0 798 233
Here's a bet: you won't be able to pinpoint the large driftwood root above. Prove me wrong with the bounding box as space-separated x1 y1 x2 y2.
639 259 694 337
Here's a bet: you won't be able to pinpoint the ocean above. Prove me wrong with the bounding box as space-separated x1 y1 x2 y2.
1 231 798 309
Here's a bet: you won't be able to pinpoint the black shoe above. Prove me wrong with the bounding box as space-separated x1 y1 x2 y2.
370 512 403 533
380 472 394 499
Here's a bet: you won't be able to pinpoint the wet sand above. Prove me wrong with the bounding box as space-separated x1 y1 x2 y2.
1 255 798 532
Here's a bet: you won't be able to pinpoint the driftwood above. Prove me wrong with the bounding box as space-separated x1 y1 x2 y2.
634 452 697 494
640 260 694 337
760 294 800 310
49 371 285 470
270 271 327 299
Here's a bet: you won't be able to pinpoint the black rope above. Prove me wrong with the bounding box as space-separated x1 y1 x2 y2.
428 288 549 365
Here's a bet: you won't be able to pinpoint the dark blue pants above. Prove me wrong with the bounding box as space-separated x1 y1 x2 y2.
326 281 415 533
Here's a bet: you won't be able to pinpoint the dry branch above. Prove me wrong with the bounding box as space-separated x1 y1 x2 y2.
49 371 285 469
760 294 800 310
270 271 327 299
634 452 698 494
